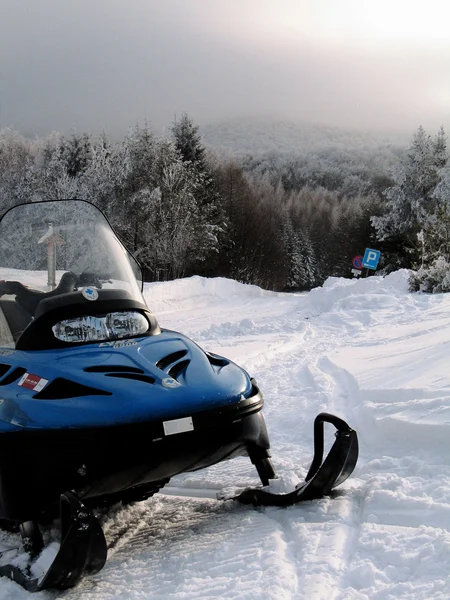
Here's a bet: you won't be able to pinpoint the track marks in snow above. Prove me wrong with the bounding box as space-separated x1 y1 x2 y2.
321 357 450 458
353 388 450 460
338 523 450 600
301 355 450 599
314 358 450 599
57 491 369 600
62 496 306 600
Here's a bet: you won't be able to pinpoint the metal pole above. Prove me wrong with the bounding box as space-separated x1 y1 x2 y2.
47 242 56 289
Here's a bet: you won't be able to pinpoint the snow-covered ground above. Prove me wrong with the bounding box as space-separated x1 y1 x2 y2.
2 270 450 599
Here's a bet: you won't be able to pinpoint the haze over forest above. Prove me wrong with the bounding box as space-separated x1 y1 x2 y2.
1 0 449 139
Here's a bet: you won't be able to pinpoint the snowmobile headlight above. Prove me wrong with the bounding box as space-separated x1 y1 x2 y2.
52 311 149 343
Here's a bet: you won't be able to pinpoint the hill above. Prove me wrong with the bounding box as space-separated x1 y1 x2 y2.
201 116 407 159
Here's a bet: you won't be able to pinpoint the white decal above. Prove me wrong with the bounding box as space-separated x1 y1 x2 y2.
81 287 99 301
163 416 194 436
99 340 138 348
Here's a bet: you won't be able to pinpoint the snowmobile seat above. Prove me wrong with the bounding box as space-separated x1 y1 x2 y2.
0 299 32 342
0 272 79 317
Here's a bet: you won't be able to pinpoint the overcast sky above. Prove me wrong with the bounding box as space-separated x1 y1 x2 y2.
1 0 449 138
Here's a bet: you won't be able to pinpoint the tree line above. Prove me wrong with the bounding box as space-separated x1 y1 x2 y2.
0 116 448 292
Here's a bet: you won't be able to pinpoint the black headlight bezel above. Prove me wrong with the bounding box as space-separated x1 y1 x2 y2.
16 291 161 351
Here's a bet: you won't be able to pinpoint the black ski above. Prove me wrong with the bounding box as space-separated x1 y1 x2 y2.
235 413 359 506
0 492 107 592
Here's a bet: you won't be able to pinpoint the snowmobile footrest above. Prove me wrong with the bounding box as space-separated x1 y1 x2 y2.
0 491 107 591
236 412 359 507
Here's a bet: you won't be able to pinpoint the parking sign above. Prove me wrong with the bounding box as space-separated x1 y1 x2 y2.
362 248 380 270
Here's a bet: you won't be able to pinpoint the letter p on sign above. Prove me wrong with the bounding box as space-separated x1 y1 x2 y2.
362 248 380 270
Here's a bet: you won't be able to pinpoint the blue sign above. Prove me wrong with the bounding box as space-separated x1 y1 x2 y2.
362 248 380 270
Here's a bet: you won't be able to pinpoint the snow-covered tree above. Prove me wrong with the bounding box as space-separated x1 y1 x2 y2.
80 134 127 215
171 114 227 275
409 256 450 293
420 168 450 260
61 133 92 178
0 128 34 211
111 125 218 280
171 113 206 167
372 126 447 269
282 211 318 291
32 133 88 200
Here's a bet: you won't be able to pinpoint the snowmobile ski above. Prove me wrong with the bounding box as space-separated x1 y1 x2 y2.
0 492 107 592
235 413 358 506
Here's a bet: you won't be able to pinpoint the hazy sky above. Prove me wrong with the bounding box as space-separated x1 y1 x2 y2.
1 0 449 138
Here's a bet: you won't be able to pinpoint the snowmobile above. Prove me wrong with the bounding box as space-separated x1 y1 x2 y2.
0 199 358 592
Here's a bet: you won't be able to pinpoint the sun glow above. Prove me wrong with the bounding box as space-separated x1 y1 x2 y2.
252 0 449 47
312 0 449 45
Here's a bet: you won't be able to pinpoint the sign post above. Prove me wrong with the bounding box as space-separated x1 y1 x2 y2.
38 224 65 289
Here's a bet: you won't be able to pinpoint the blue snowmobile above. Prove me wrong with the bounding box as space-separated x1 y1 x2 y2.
0 200 358 591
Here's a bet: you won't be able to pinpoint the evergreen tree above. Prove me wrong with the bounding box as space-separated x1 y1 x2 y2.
282 210 318 291
0 128 34 210
171 113 205 167
434 126 447 169
421 167 450 263
61 133 92 178
33 133 89 200
282 212 301 291
116 124 219 281
171 114 227 275
298 229 318 289
371 126 448 269
81 133 127 216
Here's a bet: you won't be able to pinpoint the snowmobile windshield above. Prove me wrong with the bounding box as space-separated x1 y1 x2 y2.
0 200 145 346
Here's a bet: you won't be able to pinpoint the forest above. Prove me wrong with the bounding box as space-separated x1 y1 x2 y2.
0 115 448 292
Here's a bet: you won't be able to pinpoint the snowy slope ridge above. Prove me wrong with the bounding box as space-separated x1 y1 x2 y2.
2 271 450 599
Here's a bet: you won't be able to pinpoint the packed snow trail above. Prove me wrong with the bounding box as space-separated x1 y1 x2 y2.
1 271 450 599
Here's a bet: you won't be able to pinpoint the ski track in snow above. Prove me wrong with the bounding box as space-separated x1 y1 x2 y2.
2 271 450 599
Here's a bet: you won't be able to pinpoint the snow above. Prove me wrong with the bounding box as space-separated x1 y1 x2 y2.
2 270 450 599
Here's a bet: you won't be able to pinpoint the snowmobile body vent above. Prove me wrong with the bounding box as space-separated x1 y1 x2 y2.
33 378 112 400
105 373 155 384
84 365 144 374
0 363 11 378
206 353 230 369
0 367 26 386
83 365 154 384
156 350 188 370
168 359 190 380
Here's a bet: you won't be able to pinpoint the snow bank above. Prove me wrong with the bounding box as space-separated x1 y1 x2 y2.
306 269 411 317
144 275 280 314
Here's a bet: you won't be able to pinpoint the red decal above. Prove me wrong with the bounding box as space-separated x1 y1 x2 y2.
18 373 48 392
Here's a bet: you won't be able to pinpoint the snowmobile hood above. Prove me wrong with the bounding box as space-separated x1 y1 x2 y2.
0 200 257 432
0 330 255 430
